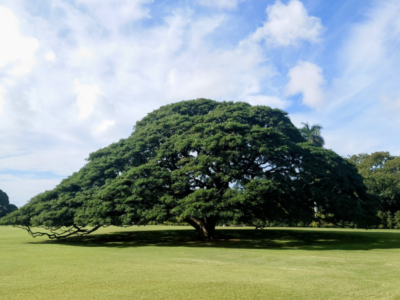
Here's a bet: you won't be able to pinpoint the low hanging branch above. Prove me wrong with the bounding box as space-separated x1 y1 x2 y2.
14 224 103 240
248 221 266 230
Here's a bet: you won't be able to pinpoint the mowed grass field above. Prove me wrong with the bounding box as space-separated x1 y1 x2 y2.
1 226 400 299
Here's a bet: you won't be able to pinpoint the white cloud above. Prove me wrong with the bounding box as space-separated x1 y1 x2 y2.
197 0 245 10
0 6 39 76
4 79 14 87
76 0 152 33
251 0 323 46
74 80 102 121
43 51 56 61
96 120 116 133
76 48 93 60
244 95 288 109
0 86 5 114
286 61 325 108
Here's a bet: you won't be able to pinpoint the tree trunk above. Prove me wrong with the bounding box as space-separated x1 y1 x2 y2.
186 217 217 241
314 202 318 218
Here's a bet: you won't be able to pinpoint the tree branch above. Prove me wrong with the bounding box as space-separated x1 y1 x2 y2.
14 225 103 240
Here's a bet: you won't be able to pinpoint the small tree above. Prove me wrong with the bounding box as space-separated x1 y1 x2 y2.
298 122 325 147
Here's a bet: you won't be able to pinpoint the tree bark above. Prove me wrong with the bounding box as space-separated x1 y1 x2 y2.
314 201 318 218
185 217 217 241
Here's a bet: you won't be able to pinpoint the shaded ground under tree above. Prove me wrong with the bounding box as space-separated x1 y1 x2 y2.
30 227 400 252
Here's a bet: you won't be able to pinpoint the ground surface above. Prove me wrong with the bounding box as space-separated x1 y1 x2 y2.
1 226 400 299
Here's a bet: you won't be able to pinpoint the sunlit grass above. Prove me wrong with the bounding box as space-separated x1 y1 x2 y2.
1 226 400 299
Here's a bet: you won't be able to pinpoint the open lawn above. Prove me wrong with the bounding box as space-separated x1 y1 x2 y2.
1 226 400 299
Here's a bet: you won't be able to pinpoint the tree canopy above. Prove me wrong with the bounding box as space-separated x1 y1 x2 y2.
1 99 375 239
0 189 17 219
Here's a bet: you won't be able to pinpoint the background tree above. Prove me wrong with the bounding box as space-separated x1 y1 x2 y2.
299 122 325 147
0 189 17 219
347 152 400 212
348 152 400 228
395 211 400 229
1 99 374 240
387 211 394 229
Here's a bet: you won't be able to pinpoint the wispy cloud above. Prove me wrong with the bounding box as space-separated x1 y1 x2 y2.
197 0 246 10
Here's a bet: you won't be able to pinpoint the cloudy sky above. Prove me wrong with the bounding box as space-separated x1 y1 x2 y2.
1 0 400 206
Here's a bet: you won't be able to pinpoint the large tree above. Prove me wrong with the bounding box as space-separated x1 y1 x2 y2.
1 99 374 240
0 189 17 219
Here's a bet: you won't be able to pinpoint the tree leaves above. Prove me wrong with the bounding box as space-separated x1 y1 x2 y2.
1 99 374 238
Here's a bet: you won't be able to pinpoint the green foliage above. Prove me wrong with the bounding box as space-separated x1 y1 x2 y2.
347 152 400 215
298 122 325 147
396 211 400 228
377 210 400 229
1 99 374 239
0 189 17 219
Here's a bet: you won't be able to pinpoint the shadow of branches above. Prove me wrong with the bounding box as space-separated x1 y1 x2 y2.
28 228 400 251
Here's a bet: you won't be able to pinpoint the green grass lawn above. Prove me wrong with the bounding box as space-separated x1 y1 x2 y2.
1 226 400 299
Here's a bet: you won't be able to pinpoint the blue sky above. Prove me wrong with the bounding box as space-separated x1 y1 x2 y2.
1 0 400 206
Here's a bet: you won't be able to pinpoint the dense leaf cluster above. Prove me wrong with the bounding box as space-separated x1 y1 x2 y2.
1 99 374 239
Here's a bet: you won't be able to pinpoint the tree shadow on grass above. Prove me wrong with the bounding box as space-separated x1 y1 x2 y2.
29 228 400 251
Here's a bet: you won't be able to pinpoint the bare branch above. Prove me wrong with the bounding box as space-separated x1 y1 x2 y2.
14 225 104 240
